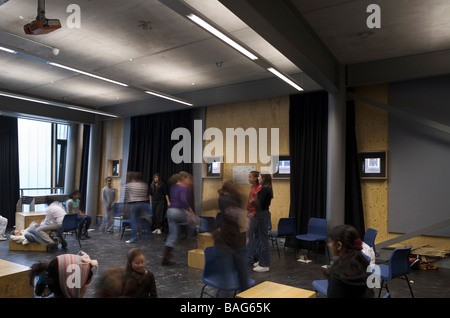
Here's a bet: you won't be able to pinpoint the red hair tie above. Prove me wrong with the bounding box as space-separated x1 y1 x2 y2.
352 238 363 250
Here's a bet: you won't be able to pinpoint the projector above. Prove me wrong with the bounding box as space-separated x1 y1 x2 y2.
24 18 61 35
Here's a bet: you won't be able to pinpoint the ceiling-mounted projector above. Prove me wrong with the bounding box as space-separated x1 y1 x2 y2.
24 0 61 35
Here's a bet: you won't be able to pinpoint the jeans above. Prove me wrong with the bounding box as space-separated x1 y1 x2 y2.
152 200 165 230
246 214 259 263
165 208 196 247
255 210 271 267
129 202 151 241
76 215 92 235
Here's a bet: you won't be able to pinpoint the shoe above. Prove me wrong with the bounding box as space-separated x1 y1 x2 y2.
0 235 6 241
156 229 162 235
253 261 259 267
253 265 270 272
161 246 176 266
126 239 136 243
46 244 58 253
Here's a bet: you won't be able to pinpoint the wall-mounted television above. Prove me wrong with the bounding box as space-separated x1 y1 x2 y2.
204 156 222 178
358 151 387 179
273 155 290 178
206 161 221 177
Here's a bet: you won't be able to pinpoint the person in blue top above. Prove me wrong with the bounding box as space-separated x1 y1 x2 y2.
161 171 196 266
66 190 92 240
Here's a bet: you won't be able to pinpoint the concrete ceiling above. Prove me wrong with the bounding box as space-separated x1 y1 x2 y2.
0 0 449 121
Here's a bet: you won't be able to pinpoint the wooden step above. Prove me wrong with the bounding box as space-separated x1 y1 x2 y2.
0 259 34 298
9 240 47 252
188 249 205 270
197 232 215 250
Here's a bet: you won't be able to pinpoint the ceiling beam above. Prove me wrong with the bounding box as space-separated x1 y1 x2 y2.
347 50 450 87
219 0 341 94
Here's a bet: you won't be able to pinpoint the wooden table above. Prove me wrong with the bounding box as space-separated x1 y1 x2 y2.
0 259 34 298
236 281 316 298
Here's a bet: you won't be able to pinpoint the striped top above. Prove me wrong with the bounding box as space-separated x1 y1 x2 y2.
124 181 149 203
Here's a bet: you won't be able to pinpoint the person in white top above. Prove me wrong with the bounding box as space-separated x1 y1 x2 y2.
0 215 7 241
37 197 67 252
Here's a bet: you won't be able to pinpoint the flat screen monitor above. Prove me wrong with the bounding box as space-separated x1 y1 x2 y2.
206 161 221 177
273 155 290 178
358 151 387 179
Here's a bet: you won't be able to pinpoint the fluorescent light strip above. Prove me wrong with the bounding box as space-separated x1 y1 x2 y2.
145 91 194 106
187 14 258 61
267 67 303 91
0 91 119 118
47 62 129 87
0 46 17 54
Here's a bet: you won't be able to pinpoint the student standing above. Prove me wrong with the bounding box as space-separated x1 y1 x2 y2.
149 173 170 235
123 171 151 243
246 171 261 265
100 176 118 233
252 173 273 272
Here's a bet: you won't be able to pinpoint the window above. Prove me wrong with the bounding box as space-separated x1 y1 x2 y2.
18 118 69 210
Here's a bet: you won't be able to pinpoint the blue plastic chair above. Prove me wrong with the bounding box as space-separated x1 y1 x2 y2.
200 246 255 298
215 212 223 228
364 228 378 256
199 216 217 233
269 217 296 258
312 279 328 296
378 246 414 298
295 217 329 262
54 213 81 248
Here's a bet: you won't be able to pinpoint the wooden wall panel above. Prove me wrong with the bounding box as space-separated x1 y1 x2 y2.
202 96 290 231
97 119 124 215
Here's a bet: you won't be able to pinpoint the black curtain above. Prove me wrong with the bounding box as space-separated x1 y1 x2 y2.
344 99 365 237
289 91 329 235
79 124 90 211
127 109 193 186
0 116 20 227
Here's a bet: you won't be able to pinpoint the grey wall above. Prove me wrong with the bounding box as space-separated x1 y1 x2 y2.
388 75 450 237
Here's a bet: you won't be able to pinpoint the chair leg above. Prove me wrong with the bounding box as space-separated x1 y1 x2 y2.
405 275 414 298
275 238 280 258
200 285 206 298
75 229 82 248
378 280 390 298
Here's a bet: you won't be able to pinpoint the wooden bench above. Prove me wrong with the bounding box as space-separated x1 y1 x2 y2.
10 211 48 251
0 259 34 298
236 281 316 298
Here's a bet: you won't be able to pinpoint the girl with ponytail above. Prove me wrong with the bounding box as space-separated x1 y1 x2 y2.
326 224 374 298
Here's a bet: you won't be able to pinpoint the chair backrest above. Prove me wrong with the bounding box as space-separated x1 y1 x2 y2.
307 217 327 236
203 246 239 289
277 217 296 235
62 213 78 232
114 203 125 217
364 228 378 253
199 216 217 233
389 246 412 279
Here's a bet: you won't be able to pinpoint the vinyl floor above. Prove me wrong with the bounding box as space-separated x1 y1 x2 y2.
1 223 449 302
